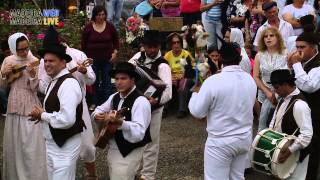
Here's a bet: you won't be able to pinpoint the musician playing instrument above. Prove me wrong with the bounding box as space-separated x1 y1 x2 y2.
0 33 47 180
92 62 151 180
268 69 313 180
37 26 98 179
129 30 172 180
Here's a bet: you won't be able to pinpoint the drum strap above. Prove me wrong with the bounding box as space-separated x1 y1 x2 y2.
273 99 299 136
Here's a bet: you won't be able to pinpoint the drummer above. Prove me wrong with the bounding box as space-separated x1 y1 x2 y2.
268 69 313 180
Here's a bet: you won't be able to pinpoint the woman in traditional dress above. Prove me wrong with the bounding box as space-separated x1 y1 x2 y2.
0 33 47 180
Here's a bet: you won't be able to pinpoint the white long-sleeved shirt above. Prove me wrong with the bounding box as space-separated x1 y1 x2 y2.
41 68 83 140
188 65 257 137
269 88 313 153
38 47 96 95
129 51 172 105
292 53 320 93
91 86 151 149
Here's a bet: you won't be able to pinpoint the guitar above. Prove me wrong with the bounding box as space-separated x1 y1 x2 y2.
68 58 93 73
95 107 130 149
7 59 40 84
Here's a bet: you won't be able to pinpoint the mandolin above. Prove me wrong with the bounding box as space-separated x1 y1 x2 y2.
7 59 40 84
95 107 130 149
68 58 93 73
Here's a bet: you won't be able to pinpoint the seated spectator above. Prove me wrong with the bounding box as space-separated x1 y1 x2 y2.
244 42 255 76
164 32 195 118
314 0 320 32
0 40 10 115
207 45 222 75
282 0 316 36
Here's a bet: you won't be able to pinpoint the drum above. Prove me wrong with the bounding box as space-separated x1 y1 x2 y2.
251 129 300 179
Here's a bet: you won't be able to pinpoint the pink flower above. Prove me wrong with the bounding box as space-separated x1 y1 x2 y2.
37 33 45 40
57 21 64 28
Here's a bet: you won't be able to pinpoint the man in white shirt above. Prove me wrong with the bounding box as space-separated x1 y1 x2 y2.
253 1 294 49
92 62 151 180
29 42 85 180
268 69 313 180
129 30 172 180
188 42 257 180
288 31 320 180
37 27 98 178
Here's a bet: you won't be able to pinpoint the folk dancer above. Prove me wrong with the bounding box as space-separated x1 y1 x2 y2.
288 31 320 180
29 41 85 180
92 62 151 180
0 33 47 180
268 69 313 180
129 30 172 180
38 26 98 179
188 42 257 180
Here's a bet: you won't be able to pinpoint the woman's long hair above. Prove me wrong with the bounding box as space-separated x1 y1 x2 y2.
258 27 286 54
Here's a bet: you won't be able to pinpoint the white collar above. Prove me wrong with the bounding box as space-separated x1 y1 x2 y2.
51 68 69 81
303 51 319 67
119 86 137 99
221 65 242 72
283 88 300 101
264 18 285 28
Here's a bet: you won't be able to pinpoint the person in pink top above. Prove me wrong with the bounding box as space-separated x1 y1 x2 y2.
180 0 202 26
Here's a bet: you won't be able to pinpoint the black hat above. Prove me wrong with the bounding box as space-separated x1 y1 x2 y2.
38 26 72 62
109 62 140 80
262 1 277 11
296 32 319 45
268 69 296 85
142 30 162 46
38 44 72 63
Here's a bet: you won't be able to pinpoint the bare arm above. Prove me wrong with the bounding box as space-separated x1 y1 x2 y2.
253 53 273 97
200 0 223 12
283 13 301 28
163 0 180 7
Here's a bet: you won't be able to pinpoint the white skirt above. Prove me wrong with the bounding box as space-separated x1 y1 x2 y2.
2 113 47 180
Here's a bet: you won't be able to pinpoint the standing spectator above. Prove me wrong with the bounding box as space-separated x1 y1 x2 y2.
161 0 181 17
180 0 202 26
164 33 194 118
226 0 250 31
282 0 316 36
1 33 47 180
200 0 223 48
81 5 119 110
106 0 124 31
253 27 288 131
249 0 267 40
253 1 294 49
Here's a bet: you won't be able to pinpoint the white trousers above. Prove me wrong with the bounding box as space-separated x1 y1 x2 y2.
80 101 96 162
107 146 145 180
286 155 309 180
140 107 163 180
46 134 81 180
204 132 252 180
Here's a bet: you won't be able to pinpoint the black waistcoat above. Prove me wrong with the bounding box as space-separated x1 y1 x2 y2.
301 54 320 138
112 89 152 157
279 93 310 162
44 73 85 147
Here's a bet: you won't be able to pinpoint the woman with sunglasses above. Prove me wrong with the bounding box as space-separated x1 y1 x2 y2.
0 33 47 180
164 33 195 118
253 27 288 131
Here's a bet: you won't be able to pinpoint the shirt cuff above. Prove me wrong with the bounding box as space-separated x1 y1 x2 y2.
29 77 36 81
292 62 304 76
120 120 130 131
288 142 302 153
41 112 51 123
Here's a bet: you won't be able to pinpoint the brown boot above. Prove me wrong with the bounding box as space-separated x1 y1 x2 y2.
85 162 97 180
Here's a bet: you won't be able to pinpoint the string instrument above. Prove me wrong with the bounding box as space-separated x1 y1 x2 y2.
7 59 40 84
95 107 130 149
68 58 93 73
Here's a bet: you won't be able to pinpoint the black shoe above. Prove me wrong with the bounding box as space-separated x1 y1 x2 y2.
176 111 188 119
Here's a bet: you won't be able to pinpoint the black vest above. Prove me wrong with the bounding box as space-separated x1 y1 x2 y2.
278 93 310 162
302 54 320 138
112 89 152 157
137 51 168 111
44 74 85 147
